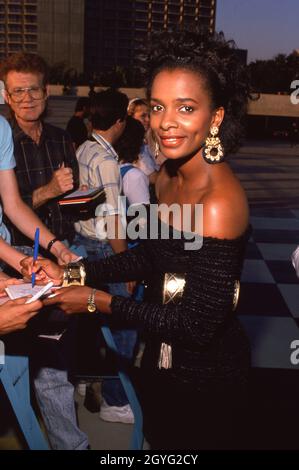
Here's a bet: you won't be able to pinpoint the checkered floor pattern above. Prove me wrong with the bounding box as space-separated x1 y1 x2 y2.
237 207 299 369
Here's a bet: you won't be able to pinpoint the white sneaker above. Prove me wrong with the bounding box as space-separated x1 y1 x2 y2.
99 399 135 424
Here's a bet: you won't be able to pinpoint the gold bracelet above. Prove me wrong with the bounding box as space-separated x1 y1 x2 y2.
62 261 86 287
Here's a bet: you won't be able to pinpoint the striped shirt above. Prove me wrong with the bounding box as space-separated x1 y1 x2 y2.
74 132 122 240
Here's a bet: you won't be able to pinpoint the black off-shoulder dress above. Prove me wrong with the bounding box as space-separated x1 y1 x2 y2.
83 227 251 449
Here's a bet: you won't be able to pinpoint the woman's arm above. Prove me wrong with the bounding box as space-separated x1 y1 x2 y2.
83 241 154 288
43 237 246 349
20 240 155 288
0 237 26 272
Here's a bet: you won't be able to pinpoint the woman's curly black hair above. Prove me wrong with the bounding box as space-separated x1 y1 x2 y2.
140 28 252 154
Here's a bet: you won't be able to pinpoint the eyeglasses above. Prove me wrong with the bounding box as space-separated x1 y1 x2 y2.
6 86 46 103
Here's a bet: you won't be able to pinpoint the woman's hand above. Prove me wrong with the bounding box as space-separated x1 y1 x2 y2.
0 297 42 335
43 286 112 315
49 240 80 265
20 256 64 286
56 247 82 265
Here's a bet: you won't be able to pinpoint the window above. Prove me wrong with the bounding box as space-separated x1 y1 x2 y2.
168 5 180 14
8 33 22 41
9 43 22 52
24 15 37 23
152 4 164 13
25 24 37 32
25 34 36 42
8 24 22 32
8 5 22 13
8 15 22 22
135 20 147 29
26 43 37 51
184 6 195 15
25 6 37 13
152 12 164 22
136 11 147 20
168 13 180 23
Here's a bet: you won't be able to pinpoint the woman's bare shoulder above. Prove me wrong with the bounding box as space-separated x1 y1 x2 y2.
201 179 249 240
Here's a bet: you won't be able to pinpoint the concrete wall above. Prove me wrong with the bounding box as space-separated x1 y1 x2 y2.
48 85 147 100
247 93 299 118
48 87 299 118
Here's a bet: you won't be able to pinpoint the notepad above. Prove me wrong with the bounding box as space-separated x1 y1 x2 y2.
58 188 105 205
5 282 54 303
58 187 106 221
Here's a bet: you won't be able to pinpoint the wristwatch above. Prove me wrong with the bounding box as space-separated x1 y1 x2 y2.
62 261 86 287
87 288 97 313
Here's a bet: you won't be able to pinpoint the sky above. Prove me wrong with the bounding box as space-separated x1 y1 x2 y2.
216 0 299 63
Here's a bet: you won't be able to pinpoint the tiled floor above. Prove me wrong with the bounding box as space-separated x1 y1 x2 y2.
238 208 299 369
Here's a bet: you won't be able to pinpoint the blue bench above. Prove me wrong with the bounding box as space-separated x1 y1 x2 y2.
100 325 144 450
0 355 49 450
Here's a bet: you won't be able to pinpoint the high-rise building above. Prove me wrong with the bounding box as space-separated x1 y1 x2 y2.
0 0 84 72
37 0 84 73
0 0 38 61
84 0 217 74
1 0 216 76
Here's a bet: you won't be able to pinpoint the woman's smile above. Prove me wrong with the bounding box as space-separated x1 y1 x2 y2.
159 135 186 148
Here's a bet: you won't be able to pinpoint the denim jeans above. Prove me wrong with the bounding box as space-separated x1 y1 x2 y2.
32 326 89 450
13 244 89 449
73 233 137 407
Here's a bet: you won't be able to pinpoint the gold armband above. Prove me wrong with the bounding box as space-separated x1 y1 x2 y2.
62 261 86 287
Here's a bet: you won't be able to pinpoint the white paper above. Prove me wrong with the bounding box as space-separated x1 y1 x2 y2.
38 330 66 341
61 188 101 199
5 282 54 302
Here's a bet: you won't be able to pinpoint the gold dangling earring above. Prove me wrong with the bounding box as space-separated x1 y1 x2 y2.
203 126 224 164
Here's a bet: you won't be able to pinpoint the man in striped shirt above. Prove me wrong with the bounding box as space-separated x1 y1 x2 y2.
74 89 136 425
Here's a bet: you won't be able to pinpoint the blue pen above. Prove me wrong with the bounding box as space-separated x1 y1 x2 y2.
32 228 40 288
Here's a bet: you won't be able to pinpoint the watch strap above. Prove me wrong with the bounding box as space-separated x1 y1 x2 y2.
87 288 97 313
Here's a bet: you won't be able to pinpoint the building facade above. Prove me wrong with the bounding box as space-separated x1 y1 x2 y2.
0 0 84 72
37 0 84 73
1 0 216 76
84 0 217 74
0 0 38 61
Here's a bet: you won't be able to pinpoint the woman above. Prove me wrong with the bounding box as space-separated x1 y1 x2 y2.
128 98 160 184
128 98 150 132
23 29 251 449
115 116 150 207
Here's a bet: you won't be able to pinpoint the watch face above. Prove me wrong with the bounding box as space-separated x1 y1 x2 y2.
87 304 96 313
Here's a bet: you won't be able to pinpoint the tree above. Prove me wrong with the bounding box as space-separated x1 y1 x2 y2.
49 62 67 84
248 53 299 94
